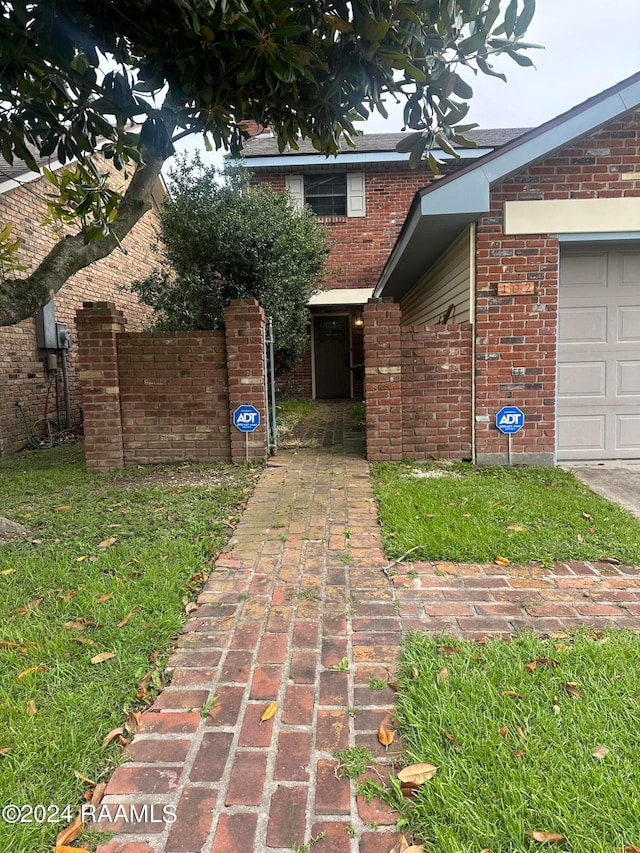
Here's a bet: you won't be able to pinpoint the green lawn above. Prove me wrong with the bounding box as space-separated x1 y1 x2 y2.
372 630 640 853
370 462 640 565
0 444 256 852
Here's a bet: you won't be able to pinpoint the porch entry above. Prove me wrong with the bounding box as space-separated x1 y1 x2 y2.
313 314 351 399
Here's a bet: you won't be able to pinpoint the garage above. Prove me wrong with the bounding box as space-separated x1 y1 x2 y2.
557 246 640 460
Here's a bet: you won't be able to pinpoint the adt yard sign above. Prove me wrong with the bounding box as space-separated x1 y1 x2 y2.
233 405 260 432
496 406 525 435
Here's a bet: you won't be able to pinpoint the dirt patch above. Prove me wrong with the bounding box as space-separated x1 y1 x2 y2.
0 516 29 544
113 468 241 491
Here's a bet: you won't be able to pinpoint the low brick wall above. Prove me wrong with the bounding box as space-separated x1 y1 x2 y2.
76 300 267 471
364 298 472 461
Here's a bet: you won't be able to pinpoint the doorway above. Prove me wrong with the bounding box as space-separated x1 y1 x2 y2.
313 314 352 399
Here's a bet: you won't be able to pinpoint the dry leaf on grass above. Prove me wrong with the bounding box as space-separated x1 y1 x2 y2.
495 556 510 567
117 611 134 627
502 690 523 699
564 682 582 699
592 744 610 760
436 666 450 685
397 763 438 784
71 637 96 646
125 711 142 733
26 699 37 716
16 665 44 682
525 831 566 843
102 727 124 748
378 724 395 748
90 651 115 664
96 593 113 603
506 525 527 532
54 847 90 853
437 645 461 656
98 537 117 548
73 771 96 786
0 747 12 756
0 568 16 575
55 814 83 846
260 702 278 723
624 846 640 853
0 640 22 649
389 836 410 853
185 602 199 616
517 726 528 743
91 782 107 806
498 726 509 737
64 620 86 631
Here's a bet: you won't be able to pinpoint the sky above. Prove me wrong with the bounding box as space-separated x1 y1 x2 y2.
173 0 640 168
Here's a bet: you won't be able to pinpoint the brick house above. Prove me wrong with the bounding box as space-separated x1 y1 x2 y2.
243 127 526 400
0 154 162 455
368 71 640 465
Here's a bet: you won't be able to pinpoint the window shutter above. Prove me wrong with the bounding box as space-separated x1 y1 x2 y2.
347 172 366 217
285 174 304 210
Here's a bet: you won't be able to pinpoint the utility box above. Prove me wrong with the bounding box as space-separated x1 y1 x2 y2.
35 299 58 349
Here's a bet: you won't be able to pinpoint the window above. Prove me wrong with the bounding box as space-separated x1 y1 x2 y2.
285 172 366 218
303 173 347 217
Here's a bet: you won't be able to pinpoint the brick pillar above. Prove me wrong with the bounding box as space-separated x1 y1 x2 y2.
75 301 126 472
363 297 403 461
223 299 268 460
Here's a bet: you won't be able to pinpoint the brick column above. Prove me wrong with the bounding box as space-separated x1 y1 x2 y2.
223 299 268 460
75 301 126 472
363 297 403 461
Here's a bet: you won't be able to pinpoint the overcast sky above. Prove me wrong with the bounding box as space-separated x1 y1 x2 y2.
174 0 640 166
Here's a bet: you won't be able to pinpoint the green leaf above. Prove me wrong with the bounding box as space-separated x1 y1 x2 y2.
515 0 536 38
477 56 507 82
504 0 518 37
452 74 474 100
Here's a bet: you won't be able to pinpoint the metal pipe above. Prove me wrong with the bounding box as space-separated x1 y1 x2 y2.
60 347 71 429
268 318 277 455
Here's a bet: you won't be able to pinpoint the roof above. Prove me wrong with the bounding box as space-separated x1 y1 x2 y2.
243 128 529 157
376 71 640 299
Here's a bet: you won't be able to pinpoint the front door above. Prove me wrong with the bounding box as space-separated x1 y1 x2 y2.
313 315 351 399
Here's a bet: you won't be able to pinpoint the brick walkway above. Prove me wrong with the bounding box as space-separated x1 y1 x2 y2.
95 402 640 853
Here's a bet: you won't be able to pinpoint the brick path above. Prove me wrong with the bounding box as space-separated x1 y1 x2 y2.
95 402 640 853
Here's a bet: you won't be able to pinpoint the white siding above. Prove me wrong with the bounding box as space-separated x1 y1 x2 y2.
400 226 473 325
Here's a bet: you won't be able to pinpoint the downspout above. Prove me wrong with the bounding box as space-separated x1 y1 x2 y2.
469 222 477 463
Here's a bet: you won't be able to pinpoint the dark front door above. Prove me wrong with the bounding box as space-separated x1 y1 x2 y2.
313 315 351 399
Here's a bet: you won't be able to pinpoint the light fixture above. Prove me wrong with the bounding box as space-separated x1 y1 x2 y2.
353 311 364 327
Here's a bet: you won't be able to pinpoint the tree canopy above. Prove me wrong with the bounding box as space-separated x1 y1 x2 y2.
0 0 537 326
130 158 329 373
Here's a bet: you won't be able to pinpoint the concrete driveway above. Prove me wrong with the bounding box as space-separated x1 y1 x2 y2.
564 461 640 518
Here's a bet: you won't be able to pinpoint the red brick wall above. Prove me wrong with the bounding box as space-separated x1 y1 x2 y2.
475 109 640 464
250 166 439 290
402 324 472 459
117 331 230 465
0 159 157 455
76 300 268 471
276 346 312 398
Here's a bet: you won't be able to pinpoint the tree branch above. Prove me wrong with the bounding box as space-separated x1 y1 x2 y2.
0 107 178 326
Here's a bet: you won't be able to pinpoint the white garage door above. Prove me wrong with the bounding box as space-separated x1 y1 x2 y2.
557 247 640 461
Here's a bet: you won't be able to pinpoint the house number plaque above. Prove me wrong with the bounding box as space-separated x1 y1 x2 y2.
497 282 536 296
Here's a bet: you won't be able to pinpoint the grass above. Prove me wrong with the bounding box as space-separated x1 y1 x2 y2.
370 462 640 565
379 630 640 853
275 398 316 436
0 444 256 852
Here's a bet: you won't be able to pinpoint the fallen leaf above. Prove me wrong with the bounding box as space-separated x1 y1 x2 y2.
480 849 492 853
0 640 23 650
564 682 582 699
71 637 96 646
26 699 37 716
437 645 461 656
74 771 97 786
0 747 12 755
495 556 510 567
185 602 199 616
117 611 134 627
64 620 86 631
502 690 523 699
525 658 560 672
125 711 142 733
405 847 425 853
525 831 566 843
260 702 278 723
513 749 526 758
91 782 107 806
389 836 410 853
506 525 527 532
102 727 124 748
411 666 419 679
444 730 461 751
16 665 44 682
0 568 16 575
592 744 610 760
549 632 569 639
117 735 130 746
97 593 113 603
517 726 528 743
55 814 83 846
90 651 116 664
59 590 79 602
54 505 72 512
553 703 561 716
13 594 45 615
498 726 509 737
624 846 640 853
98 537 117 548
397 763 438 784
54 848 90 853
582 512 593 521
436 666 450 685
378 724 395 748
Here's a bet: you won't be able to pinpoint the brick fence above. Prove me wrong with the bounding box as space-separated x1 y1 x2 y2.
364 297 472 461
76 300 268 472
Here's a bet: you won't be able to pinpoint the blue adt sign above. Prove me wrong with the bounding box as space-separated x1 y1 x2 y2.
496 406 525 435
233 405 260 432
